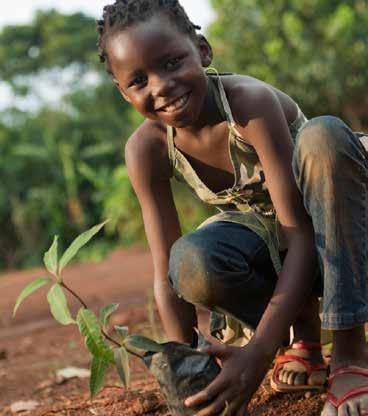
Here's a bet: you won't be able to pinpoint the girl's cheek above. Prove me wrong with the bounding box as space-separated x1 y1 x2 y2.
131 95 146 111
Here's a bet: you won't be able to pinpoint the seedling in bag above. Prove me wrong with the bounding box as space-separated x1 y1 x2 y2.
14 221 226 416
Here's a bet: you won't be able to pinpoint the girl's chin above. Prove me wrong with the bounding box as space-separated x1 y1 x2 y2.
164 115 196 129
159 106 203 129
152 112 192 128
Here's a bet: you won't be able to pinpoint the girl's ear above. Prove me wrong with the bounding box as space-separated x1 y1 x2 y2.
197 35 213 68
113 77 132 103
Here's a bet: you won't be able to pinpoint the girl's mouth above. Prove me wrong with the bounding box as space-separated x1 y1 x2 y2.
157 92 191 114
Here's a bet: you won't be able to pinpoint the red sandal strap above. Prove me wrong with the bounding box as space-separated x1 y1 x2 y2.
327 366 368 408
274 354 328 378
291 340 322 351
329 366 368 385
328 386 368 409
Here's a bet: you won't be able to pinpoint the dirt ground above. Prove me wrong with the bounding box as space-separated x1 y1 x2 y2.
0 246 326 416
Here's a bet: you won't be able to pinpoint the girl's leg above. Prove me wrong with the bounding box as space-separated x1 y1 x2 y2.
168 221 278 332
292 116 368 414
169 221 325 388
275 295 327 388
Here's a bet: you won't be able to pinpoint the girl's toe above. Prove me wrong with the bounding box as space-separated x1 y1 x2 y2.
337 403 351 416
287 371 297 386
277 369 283 382
279 369 287 383
294 372 307 386
321 403 336 416
281 370 290 384
309 370 327 386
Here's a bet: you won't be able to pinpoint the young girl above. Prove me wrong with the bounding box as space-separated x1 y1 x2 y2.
97 1 368 415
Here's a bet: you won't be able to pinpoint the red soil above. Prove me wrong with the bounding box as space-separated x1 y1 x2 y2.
0 247 325 415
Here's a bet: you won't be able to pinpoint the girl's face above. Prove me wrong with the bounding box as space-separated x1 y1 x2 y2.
106 14 212 128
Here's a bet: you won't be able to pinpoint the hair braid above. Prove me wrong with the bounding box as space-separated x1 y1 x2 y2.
97 0 201 70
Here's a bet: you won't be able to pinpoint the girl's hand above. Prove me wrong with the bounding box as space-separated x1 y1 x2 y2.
184 341 273 416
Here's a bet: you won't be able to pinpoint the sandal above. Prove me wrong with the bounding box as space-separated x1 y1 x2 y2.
327 366 368 413
270 340 328 393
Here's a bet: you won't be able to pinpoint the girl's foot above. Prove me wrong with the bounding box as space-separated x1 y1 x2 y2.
321 365 368 415
321 327 368 415
271 340 328 392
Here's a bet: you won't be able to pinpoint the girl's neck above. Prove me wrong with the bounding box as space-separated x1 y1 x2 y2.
175 76 225 138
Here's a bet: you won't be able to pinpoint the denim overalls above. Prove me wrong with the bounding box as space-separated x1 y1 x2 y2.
166 71 368 344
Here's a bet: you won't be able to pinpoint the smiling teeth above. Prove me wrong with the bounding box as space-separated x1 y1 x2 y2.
162 94 188 113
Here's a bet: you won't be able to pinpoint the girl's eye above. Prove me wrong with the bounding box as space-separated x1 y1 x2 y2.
130 75 147 87
166 57 182 71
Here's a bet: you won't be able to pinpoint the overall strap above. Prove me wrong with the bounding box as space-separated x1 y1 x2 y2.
206 68 236 130
206 68 242 187
166 125 176 173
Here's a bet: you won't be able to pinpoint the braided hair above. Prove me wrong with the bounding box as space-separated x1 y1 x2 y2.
97 0 201 72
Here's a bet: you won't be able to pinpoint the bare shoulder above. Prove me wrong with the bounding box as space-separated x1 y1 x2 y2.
125 119 167 160
125 119 172 181
222 74 298 127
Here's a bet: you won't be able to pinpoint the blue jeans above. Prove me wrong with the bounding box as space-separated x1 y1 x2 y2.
168 116 368 332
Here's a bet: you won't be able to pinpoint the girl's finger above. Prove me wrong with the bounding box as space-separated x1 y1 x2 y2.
235 402 249 416
200 343 230 358
226 389 252 416
193 392 233 416
185 374 230 408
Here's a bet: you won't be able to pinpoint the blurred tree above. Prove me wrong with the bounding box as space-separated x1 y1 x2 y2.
209 0 368 129
0 9 99 82
0 11 136 268
0 10 211 270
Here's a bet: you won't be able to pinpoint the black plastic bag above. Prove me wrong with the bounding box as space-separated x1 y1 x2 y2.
143 338 221 416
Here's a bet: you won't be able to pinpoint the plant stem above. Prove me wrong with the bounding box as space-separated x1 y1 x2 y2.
60 281 87 309
60 281 143 358
102 329 121 347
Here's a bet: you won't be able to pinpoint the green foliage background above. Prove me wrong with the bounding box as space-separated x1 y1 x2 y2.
0 2 367 270
209 0 368 128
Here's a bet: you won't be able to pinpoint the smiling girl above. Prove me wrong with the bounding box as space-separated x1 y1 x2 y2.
96 1 368 415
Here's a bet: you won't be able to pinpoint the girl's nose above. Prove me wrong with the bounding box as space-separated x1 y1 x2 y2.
151 75 176 97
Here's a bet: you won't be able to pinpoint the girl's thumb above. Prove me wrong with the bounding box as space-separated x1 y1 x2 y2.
199 344 228 357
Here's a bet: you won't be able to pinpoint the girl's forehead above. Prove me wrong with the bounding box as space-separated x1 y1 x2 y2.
107 15 196 64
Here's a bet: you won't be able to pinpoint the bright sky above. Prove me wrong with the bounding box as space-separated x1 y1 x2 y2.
0 0 214 30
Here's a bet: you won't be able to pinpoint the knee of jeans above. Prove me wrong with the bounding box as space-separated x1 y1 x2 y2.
293 116 353 179
168 233 214 307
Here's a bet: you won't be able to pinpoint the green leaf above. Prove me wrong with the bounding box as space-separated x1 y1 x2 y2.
90 355 109 399
43 236 59 278
114 347 130 388
100 303 119 327
47 283 75 325
13 277 52 317
77 309 114 362
123 335 164 356
114 325 129 341
59 220 109 271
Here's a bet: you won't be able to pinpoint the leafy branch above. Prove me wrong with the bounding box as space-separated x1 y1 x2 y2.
13 220 164 399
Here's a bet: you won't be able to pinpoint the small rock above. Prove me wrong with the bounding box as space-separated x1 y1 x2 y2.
56 367 90 384
10 400 40 413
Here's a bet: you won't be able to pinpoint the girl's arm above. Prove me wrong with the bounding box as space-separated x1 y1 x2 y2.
125 121 197 343
185 85 318 415
231 85 317 357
